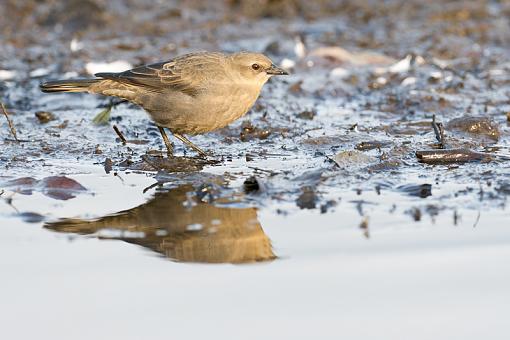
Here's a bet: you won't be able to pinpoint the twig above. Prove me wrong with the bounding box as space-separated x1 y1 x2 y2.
248 166 279 176
4 138 31 143
431 114 445 148
473 211 481 228
416 148 492 164
3 191 19 213
113 125 127 144
142 181 160 194
113 171 125 183
1 102 19 142
322 153 339 168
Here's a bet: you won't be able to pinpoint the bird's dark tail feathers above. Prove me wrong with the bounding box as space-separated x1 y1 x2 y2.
40 79 100 93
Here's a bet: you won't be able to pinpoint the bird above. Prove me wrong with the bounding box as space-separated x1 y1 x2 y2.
40 51 288 157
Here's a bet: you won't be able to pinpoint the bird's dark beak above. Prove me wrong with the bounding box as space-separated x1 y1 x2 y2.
266 64 289 75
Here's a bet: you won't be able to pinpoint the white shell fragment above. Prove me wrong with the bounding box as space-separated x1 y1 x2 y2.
85 60 133 75
0 69 17 80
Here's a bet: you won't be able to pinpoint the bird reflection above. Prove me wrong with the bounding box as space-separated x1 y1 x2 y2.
44 184 276 264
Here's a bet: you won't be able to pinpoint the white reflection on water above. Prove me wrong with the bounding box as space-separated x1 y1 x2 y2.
1 170 509 340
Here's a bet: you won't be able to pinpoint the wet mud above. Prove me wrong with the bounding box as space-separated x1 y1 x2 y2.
1 0 510 259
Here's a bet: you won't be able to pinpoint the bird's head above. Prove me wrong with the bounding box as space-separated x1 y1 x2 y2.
229 52 288 86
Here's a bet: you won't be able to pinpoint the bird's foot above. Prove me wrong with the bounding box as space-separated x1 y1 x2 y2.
173 133 210 158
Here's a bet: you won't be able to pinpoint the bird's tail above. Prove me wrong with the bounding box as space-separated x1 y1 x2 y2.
40 79 100 93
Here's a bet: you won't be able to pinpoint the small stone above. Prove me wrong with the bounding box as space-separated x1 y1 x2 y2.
94 145 103 154
35 111 55 124
320 200 337 213
297 110 316 120
446 116 500 141
243 176 260 193
333 150 376 168
104 158 113 174
398 183 432 198
296 186 317 209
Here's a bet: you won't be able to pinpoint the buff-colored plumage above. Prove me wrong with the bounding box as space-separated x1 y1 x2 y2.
45 184 276 263
40 51 288 156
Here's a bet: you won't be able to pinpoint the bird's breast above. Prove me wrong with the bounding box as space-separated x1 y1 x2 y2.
224 86 260 117
149 82 262 135
200 83 261 130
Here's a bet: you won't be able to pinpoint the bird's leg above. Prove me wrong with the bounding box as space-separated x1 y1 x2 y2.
157 126 174 157
173 133 208 157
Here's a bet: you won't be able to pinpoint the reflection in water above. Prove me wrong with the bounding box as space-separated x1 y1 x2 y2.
45 185 276 264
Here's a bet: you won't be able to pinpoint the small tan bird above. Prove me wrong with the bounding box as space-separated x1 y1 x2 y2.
40 51 288 156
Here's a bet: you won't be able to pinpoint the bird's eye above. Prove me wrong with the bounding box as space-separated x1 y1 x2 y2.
251 63 260 71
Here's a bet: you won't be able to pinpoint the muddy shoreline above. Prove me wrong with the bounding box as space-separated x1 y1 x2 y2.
1 0 510 247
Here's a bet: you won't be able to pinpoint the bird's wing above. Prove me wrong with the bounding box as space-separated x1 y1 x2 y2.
95 52 226 96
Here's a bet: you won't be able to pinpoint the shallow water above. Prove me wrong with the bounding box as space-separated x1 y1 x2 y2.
1 0 510 339
2 165 510 339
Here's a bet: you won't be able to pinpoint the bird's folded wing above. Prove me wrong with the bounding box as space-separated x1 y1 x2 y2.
95 52 225 96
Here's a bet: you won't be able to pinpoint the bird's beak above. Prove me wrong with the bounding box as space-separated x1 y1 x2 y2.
266 64 289 75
